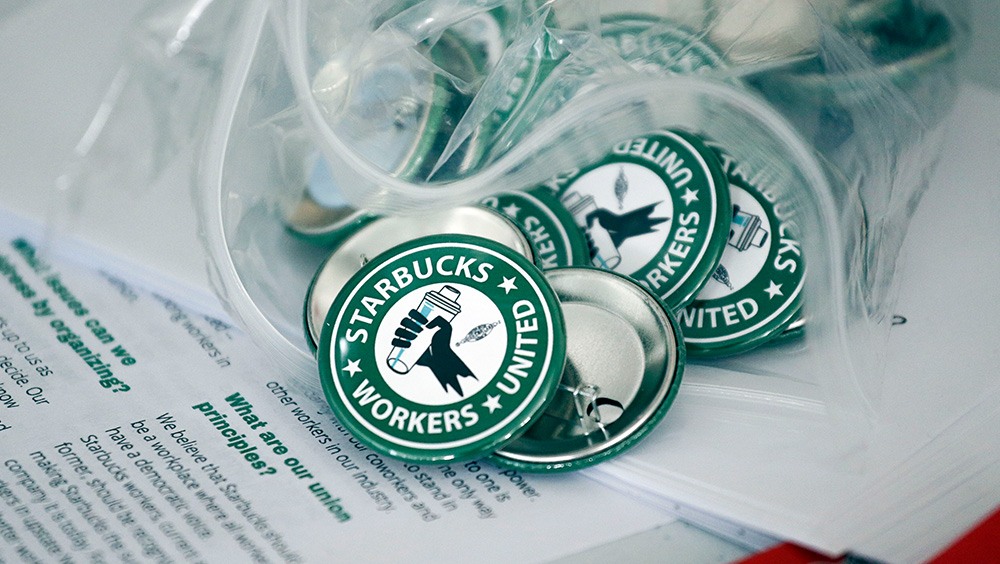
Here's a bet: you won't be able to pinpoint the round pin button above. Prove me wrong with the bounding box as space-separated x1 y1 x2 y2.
480 188 591 269
678 177 805 357
426 5 556 179
754 4 956 147
764 310 806 347
482 31 553 159
492 267 684 472
284 154 376 245
787 8 954 93
312 46 447 180
415 30 494 181
304 206 534 351
318 234 566 463
601 14 739 85
549 129 731 310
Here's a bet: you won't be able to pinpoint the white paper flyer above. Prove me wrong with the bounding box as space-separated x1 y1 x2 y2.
0 210 672 563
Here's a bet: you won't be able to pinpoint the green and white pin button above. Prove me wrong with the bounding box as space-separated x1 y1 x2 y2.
480 188 590 269
318 235 566 463
551 129 731 310
678 177 805 357
303 206 534 352
416 30 494 181
601 14 739 86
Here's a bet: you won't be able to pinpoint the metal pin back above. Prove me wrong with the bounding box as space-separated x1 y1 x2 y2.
492 267 685 472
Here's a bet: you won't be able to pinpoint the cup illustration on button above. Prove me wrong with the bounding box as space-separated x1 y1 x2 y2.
728 204 768 252
386 285 478 397
712 204 770 290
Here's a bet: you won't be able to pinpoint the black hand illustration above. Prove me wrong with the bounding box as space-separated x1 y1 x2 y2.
390 308 429 350
415 317 477 397
585 203 669 248
583 229 599 261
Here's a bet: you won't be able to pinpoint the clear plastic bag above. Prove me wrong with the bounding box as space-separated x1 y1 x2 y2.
53 0 239 203
194 0 964 416
48 0 968 443
47 0 970 551
46 0 241 302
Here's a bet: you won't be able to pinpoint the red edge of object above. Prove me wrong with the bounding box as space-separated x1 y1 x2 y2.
928 505 1000 563
735 543 841 564
736 504 1000 564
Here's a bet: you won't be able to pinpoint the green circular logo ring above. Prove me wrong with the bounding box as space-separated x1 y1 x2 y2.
318 235 566 462
480 188 591 269
679 177 805 355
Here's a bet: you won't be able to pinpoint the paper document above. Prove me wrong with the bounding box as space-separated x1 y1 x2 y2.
0 209 673 563
586 83 1000 561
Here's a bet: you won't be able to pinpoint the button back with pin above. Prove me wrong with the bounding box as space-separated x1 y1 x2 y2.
493 267 685 472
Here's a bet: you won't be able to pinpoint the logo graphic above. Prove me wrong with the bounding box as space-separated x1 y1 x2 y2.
455 321 501 347
385 285 491 397
710 204 770 292
319 236 565 461
377 283 505 406
728 204 769 252
561 163 672 272
546 130 730 310
613 166 629 210
712 264 734 291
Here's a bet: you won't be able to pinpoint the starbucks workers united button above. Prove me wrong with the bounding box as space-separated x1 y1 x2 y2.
550 129 731 310
318 235 566 463
480 188 591 269
679 177 805 357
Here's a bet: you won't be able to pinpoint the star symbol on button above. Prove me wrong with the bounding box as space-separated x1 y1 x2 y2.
502 203 521 219
765 281 784 299
342 358 362 377
681 188 699 206
482 395 502 414
498 276 518 294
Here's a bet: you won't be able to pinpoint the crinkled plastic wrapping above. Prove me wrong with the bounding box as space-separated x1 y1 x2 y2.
197 0 965 418
57 1 968 456
51 0 239 236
